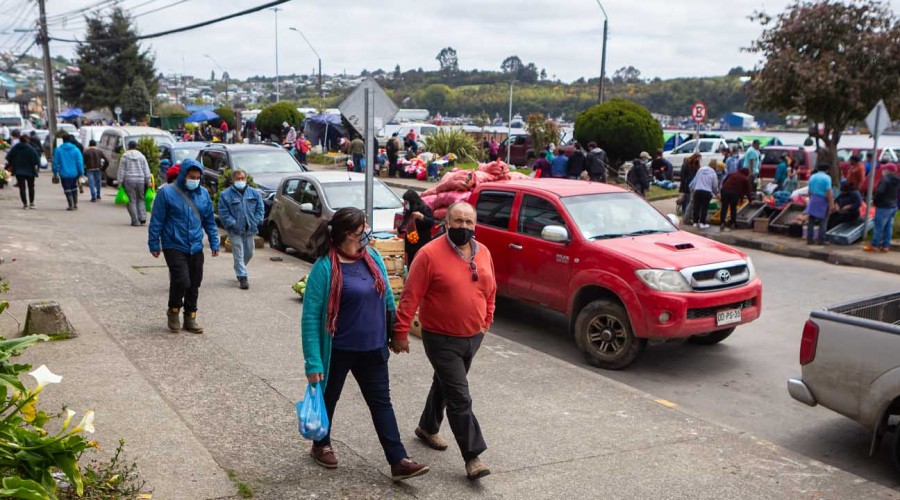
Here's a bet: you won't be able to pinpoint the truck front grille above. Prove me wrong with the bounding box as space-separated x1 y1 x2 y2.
687 298 756 320
680 260 751 292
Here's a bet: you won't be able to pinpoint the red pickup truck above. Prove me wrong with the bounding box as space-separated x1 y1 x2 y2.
469 179 763 369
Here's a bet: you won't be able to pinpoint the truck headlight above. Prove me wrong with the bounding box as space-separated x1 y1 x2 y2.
635 269 692 292
746 257 757 280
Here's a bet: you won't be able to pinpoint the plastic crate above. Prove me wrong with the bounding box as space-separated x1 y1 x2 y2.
769 203 807 234
826 219 874 245
735 201 770 229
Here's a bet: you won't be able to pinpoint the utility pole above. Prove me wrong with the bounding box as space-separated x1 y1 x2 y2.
272 7 281 102
36 0 57 150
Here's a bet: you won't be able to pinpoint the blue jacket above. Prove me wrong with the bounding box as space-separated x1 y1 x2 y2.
301 247 396 389
550 155 568 177
147 159 220 254
775 161 788 185
52 142 84 179
218 185 265 236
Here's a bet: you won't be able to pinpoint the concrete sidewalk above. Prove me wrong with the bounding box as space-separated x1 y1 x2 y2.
0 176 895 499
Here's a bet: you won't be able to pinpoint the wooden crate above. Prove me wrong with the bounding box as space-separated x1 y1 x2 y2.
753 218 769 233
383 256 405 274
373 238 404 254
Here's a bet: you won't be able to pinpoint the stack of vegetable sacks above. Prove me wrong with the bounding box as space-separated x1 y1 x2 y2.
372 237 406 297
419 160 529 218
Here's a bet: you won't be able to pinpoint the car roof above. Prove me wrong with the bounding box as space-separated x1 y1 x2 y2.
762 145 807 151
199 143 283 152
104 126 171 136
174 141 208 148
478 179 630 197
300 171 373 184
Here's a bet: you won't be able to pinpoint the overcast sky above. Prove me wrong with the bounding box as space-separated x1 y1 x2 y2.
9 0 899 82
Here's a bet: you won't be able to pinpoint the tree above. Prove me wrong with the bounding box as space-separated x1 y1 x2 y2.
574 99 663 167
256 102 304 140
394 64 401 80
519 62 539 83
525 113 562 152
213 106 236 130
436 47 459 75
418 84 453 113
501 55 523 74
210 70 216 82
120 78 151 122
539 69 547 81
747 0 900 180
613 66 642 85
136 136 161 187
59 7 158 112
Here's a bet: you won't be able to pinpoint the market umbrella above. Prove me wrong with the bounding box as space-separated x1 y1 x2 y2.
57 108 83 119
185 109 219 123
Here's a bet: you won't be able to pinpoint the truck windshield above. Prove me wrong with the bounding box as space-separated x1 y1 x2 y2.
562 192 676 240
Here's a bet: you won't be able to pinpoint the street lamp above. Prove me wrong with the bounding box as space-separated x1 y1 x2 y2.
595 0 609 103
506 80 514 166
203 54 228 103
271 7 281 102
288 27 323 100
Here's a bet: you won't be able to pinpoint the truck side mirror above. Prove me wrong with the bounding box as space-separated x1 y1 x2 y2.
541 225 569 243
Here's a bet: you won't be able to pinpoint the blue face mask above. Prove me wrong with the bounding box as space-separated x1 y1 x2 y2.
185 178 200 191
233 181 247 190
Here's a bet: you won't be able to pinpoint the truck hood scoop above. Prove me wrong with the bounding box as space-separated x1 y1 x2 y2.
594 231 745 269
655 242 695 251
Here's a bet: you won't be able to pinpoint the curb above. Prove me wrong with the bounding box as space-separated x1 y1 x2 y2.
702 231 900 275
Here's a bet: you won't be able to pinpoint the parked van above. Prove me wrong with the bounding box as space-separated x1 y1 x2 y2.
98 126 175 186
78 126 110 146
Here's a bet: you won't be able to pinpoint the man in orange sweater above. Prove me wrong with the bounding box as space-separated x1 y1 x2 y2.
393 201 496 480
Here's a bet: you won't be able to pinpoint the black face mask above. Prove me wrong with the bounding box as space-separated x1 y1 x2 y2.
448 227 474 246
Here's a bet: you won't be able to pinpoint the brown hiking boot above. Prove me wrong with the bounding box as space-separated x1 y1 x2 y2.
465 457 491 480
310 445 337 469
391 458 429 481
183 311 203 334
415 427 448 451
167 308 181 333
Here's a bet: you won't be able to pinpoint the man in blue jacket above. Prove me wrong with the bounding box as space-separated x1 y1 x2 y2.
52 134 85 211
148 159 220 333
217 169 264 290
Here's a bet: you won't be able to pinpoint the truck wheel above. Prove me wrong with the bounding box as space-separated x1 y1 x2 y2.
574 299 646 370
687 327 736 345
268 224 286 252
892 425 900 473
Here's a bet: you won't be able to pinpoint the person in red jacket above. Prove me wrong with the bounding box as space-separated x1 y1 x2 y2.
220 120 229 143
393 201 496 481
720 167 752 231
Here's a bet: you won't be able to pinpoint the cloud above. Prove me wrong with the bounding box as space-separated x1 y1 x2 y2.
31 0 900 82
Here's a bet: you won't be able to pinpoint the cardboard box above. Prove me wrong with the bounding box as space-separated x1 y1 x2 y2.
753 218 769 233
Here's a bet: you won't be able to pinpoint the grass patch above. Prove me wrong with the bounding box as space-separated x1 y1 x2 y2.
646 184 680 201
227 469 253 498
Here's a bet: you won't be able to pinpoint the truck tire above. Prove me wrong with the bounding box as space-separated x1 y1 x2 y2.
892 424 900 474
268 223 286 252
574 299 645 370
687 327 736 345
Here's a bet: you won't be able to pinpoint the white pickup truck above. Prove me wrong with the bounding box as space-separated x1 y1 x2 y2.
664 138 731 179
788 291 900 470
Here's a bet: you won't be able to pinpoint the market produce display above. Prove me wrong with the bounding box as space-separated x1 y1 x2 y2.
418 160 529 218
372 237 406 297
292 275 308 299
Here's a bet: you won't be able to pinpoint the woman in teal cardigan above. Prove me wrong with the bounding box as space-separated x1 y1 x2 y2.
301 207 429 482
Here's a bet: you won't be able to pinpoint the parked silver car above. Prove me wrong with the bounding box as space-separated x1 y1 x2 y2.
267 171 402 257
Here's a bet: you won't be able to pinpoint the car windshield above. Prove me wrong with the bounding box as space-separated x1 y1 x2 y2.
133 135 174 147
322 181 402 210
172 146 203 164
562 192 676 240
231 150 303 175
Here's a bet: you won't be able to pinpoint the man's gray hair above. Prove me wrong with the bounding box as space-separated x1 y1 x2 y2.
231 168 248 180
445 201 475 221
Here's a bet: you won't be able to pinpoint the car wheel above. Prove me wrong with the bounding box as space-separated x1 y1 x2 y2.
269 224 286 252
574 299 645 370
687 327 736 345
892 423 900 473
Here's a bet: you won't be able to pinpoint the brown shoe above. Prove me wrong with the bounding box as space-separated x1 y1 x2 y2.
310 445 338 469
863 244 878 252
391 458 430 481
465 457 491 480
415 427 448 451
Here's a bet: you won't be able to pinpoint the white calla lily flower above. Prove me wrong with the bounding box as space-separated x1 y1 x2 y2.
28 365 62 392
75 410 95 434
62 409 76 429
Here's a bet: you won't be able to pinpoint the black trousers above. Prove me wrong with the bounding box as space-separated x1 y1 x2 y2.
692 190 713 224
720 189 740 227
163 249 204 312
315 347 407 465
388 156 399 177
16 175 35 206
419 330 486 461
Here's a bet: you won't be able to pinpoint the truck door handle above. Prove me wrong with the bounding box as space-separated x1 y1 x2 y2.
509 243 523 250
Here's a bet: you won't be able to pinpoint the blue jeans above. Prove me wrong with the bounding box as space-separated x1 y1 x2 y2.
315 346 407 465
807 215 827 244
427 162 439 180
229 232 255 279
872 207 898 248
86 170 102 200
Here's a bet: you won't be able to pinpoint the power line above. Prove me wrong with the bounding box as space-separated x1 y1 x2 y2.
0 2 36 34
49 0 290 43
132 0 188 19
46 0 119 21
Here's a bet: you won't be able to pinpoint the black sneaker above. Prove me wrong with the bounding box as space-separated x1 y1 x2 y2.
239 277 249 290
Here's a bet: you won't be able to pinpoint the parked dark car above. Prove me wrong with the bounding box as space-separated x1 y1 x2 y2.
759 146 815 181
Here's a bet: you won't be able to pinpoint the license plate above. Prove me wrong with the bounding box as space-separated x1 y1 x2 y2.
716 308 742 326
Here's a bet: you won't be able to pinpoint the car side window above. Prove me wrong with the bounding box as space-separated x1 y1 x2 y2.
518 195 567 238
475 191 515 230
200 152 215 171
301 182 321 209
514 136 526 146
283 179 300 197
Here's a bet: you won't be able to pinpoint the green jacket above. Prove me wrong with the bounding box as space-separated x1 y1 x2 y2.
301 247 396 389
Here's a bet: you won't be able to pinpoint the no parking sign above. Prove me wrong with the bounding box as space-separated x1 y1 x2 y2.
691 102 707 123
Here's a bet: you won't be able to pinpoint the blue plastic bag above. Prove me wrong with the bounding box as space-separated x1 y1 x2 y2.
296 382 329 441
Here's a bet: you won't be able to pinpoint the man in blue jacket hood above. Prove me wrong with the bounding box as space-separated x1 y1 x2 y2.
148 158 220 333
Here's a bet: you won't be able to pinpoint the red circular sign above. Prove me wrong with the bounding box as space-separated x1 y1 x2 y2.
692 102 708 123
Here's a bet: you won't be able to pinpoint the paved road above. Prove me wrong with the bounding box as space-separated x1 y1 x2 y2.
486 249 900 489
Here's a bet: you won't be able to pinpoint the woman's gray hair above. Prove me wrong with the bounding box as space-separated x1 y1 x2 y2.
231 168 248 180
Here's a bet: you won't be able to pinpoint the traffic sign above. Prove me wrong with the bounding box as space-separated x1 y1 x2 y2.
339 77 398 135
865 99 891 138
691 102 707 123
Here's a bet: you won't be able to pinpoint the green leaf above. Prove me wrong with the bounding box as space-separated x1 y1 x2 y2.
0 336 49 354
0 476 51 500
0 373 26 393
56 454 84 496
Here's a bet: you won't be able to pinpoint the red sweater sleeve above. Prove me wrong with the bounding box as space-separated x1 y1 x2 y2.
393 250 431 342
483 251 497 329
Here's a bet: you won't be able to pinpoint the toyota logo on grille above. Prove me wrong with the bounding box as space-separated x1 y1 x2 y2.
716 269 732 283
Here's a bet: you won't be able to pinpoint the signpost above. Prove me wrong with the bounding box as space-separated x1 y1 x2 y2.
339 77 399 223
862 99 892 244
114 106 122 124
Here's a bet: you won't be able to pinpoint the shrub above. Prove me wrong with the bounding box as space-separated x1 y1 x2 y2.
574 99 663 166
157 103 188 118
213 107 236 130
425 128 479 163
526 113 562 152
256 102 304 141
135 137 162 187
213 168 257 215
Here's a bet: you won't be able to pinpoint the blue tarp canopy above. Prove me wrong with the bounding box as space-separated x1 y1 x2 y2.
58 108 83 119
185 109 219 123
304 113 346 151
